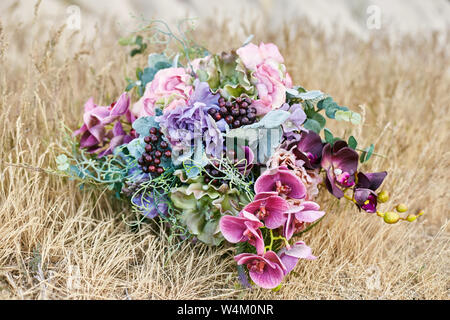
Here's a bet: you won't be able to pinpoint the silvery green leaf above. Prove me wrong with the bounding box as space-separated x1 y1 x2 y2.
245 110 290 129
57 163 69 171
298 90 324 100
126 137 146 159
132 116 159 136
172 53 180 68
335 110 362 124
147 53 171 69
56 154 68 164
242 34 254 47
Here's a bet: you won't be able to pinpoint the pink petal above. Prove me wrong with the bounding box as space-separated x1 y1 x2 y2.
219 216 247 243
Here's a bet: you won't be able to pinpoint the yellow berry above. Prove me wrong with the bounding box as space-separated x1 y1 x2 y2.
377 190 389 203
406 214 417 222
384 211 400 224
376 211 384 217
396 203 408 212
417 210 425 216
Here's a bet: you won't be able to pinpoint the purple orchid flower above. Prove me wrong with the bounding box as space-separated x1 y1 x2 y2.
131 192 169 218
354 171 387 213
243 195 289 229
321 141 359 198
291 130 325 169
73 93 135 156
283 201 325 240
278 241 316 275
97 121 134 157
235 146 255 176
254 166 306 199
219 211 265 255
235 251 287 289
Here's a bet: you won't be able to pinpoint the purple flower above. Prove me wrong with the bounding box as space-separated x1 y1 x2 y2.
321 141 359 198
235 251 287 289
254 166 306 199
219 211 265 255
283 201 325 240
73 93 135 157
156 81 225 159
131 192 168 218
243 195 289 229
280 103 306 141
278 241 316 275
354 172 387 213
235 146 254 176
291 130 325 169
98 121 134 157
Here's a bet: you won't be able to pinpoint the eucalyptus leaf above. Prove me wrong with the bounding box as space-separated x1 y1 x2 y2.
348 136 358 149
303 119 322 134
324 128 334 144
335 110 362 124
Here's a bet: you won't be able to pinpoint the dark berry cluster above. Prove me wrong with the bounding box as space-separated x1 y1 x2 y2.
138 127 171 176
203 161 227 187
207 96 257 128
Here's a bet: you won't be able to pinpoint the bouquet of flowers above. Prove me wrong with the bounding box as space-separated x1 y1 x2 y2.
57 31 423 290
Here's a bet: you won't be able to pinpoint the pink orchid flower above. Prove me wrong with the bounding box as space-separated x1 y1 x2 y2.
235 251 287 289
278 241 316 275
283 201 325 240
219 211 265 255
243 195 289 229
254 166 306 199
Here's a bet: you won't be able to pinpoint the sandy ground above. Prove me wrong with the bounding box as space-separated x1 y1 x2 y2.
0 1 449 299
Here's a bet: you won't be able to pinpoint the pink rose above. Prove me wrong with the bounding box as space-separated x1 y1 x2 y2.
131 68 193 118
237 43 292 115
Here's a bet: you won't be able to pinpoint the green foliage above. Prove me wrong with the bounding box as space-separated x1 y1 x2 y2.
324 128 334 144
360 143 375 163
119 35 148 57
348 136 358 149
132 116 160 136
317 97 351 119
125 54 173 97
57 135 131 193
335 110 362 124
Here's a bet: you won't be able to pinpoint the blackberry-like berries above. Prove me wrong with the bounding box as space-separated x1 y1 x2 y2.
203 162 227 187
139 126 171 177
207 95 256 129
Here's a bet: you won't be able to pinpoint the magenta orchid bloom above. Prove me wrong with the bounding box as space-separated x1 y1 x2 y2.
254 166 306 199
291 130 325 169
73 93 135 156
219 211 265 255
283 201 325 240
354 171 388 213
278 241 316 275
321 141 359 198
235 251 287 289
243 195 289 229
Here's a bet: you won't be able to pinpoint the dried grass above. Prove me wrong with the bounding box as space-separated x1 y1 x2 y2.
0 8 449 300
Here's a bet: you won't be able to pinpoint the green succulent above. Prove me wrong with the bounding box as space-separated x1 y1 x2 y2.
194 52 256 100
169 170 249 245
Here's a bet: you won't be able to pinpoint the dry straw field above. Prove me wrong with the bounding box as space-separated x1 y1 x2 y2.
0 5 449 299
